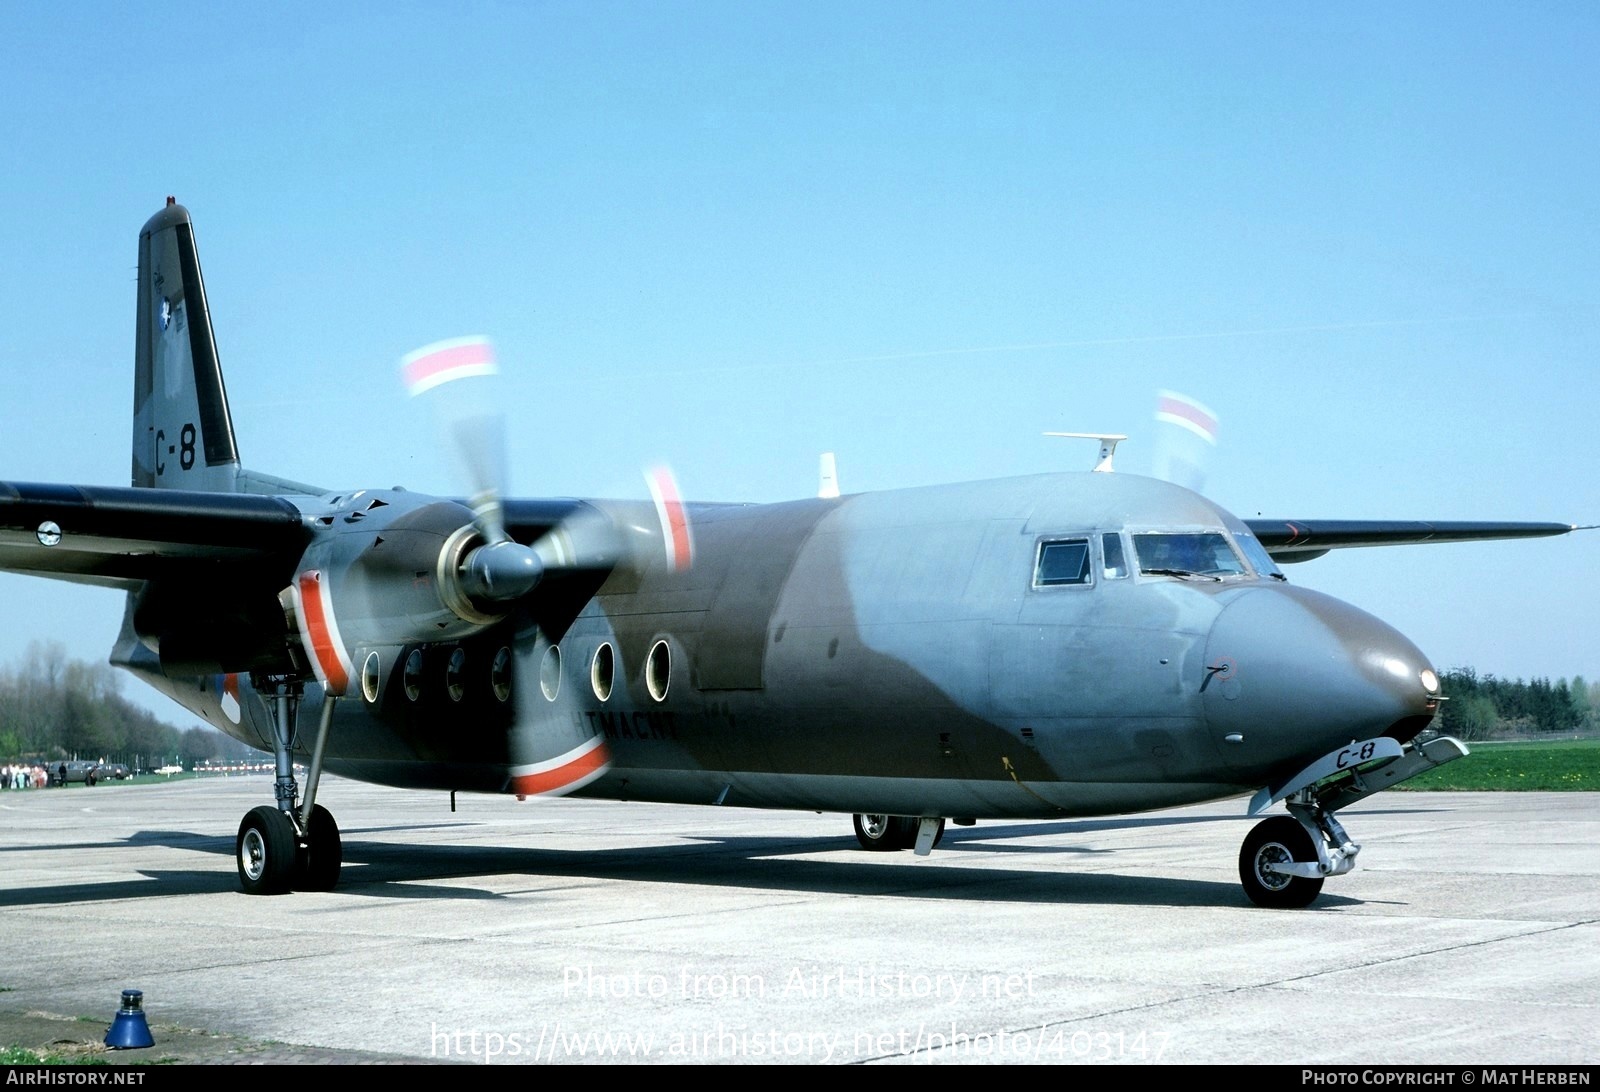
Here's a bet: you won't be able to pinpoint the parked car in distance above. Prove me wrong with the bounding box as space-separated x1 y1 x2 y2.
56 761 98 784
54 761 130 785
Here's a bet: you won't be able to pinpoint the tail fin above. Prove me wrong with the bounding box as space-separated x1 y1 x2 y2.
132 198 240 492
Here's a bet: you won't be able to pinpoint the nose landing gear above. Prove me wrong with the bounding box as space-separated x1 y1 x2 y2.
1238 733 1470 908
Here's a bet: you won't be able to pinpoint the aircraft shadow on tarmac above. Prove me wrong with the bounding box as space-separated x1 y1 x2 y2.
0 812 1366 911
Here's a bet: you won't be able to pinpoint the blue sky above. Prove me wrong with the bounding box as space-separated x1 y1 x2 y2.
1 2 1596 724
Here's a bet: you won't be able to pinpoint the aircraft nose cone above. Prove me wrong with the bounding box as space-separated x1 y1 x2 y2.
1203 586 1439 778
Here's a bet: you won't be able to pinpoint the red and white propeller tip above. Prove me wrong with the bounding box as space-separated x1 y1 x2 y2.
646 465 694 573
1154 390 1219 445
1153 389 1220 495
400 335 498 397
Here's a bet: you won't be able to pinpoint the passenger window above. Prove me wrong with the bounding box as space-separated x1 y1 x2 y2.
1102 532 1128 579
1035 539 1091 586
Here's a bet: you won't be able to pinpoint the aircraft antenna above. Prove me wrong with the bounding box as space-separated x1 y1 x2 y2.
1044 432 1128 473
818 452 840 498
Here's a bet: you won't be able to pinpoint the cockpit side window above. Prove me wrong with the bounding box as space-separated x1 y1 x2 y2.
1034 539 1092 587
1101 532 1129 579
1132 532 1247 578
1235 531 1286 580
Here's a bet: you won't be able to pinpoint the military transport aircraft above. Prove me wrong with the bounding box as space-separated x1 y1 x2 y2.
0 200 1582 908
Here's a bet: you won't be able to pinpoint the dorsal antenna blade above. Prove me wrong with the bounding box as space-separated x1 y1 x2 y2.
818 452 840 499
1044 432 1129 473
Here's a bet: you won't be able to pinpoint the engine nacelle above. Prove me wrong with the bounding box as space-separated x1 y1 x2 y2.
282 492 541 695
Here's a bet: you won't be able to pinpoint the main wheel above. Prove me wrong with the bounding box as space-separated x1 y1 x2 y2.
237 805 297 896
1239 815 1325 909
295 804 342 892
853 814 920 851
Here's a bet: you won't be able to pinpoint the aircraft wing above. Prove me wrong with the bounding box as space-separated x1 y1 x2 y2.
1245 518 1577 563
0 483 594 592
0 482 312 589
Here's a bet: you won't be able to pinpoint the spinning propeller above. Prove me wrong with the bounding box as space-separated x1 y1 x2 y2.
400 336 545 602
1151 389 1219 494
283 336 692 698
401 335 693 585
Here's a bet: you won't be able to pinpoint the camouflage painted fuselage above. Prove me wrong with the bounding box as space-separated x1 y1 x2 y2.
126 470 1438 821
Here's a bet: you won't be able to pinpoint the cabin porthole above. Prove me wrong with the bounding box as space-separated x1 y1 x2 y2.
590 643 615 702
646 639 671 702
403 649 423 702
540 645 562 701
491 646 512 703
360 652 381 704
446 647 467 703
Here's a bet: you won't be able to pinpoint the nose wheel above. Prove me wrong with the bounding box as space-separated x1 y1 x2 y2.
1239 815 1324 909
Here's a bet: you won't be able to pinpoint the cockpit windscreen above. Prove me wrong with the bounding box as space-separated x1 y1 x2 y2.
1133 533 1247 578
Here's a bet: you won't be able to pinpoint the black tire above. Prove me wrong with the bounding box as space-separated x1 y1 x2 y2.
853 814 921 851
237 805 297 896
1239 815 1325 909
295 805 343 892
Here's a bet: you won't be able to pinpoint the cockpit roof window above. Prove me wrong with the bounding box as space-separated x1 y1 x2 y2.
1133 532 1247 580
1034 538 1091 587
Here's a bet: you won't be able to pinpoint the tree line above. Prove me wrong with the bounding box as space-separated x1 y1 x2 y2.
0 641 255 770
1436 668 1599 741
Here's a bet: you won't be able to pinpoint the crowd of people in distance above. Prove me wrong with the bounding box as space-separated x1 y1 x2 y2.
2 762 49 789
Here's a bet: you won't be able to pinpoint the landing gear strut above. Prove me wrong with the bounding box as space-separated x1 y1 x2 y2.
1239 792 1358 909
235 682 343 895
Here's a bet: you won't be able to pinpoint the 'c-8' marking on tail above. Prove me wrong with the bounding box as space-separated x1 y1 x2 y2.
154 422 197 476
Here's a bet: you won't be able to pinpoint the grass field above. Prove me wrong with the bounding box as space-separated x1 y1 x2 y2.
1399 738 1600 791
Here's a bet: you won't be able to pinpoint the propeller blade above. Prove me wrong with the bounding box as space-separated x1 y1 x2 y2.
528 504 623 571
400 335 509 543
1152 389 1219 494
646 464 694 573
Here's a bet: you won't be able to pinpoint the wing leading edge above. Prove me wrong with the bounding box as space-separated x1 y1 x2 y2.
0 483 594 591
1246 518 1578 564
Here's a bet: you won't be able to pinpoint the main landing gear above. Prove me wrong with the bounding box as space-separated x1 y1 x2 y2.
852 814 945 855
236 683 343 895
